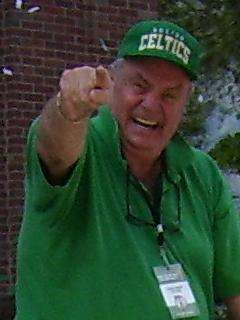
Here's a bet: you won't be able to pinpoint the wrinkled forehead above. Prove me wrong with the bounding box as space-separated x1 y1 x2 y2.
121 57 191 85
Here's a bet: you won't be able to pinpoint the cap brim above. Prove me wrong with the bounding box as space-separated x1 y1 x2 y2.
119 51 197 80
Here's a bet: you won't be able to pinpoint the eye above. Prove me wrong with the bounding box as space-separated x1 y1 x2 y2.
133 82 146 92
163 92 178 101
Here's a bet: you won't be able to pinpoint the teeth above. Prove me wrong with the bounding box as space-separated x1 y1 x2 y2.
134 117 158 126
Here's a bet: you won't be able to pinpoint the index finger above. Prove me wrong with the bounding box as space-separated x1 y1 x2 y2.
95 65 111 89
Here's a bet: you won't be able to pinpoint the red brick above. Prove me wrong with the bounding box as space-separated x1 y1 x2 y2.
0 199 7 207
34 49 55 58
44 77 59 87
44 6 66 16
4 55 21 64
8 172 24 180
33 31 53 41
76 0 96 12
119 8 138 17
9 188 24 197
35 103 44 112
8 180 23 189
54 34 75 43
32 13 55 23
8 137 24 145
7 28 32 38
22 57 43 66
20 38 45 48
34 66 57 77
21 93 44 102
7 128 24 137
98 5 119 14
66 9 84 18
21 75 44 85
44 23 66 34
66 43 85 53
37 85 55 94
6 93 22 101
109 0 127 6
22 21 44 30
45 41 67 51
15 47 33 56
7 118 29 127
44 59 64 68
149 1 160 10
6 83 34 92
65 26 85 35
54 0 76 8
7 101 32 110
54 16 75 25
128 1 149 10
8 215 23 224
55 51 75 61
23 111 39 119
6 109 22 118
0 226 8 233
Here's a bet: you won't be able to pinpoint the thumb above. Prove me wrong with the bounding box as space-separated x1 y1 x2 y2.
95 65 111 89
89 88 110 106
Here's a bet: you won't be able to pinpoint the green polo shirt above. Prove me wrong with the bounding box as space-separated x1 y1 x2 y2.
15 106 240 320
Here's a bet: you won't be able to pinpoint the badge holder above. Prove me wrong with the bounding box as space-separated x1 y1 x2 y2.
153 225 200 319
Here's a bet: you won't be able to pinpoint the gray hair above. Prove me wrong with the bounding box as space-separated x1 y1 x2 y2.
109 58 125 73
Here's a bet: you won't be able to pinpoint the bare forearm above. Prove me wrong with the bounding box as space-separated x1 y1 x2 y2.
36 66 110 184
37 95 89 181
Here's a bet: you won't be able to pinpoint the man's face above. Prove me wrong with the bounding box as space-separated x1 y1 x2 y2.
110 57 192 160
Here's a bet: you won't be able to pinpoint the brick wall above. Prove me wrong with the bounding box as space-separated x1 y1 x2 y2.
0 0 159 318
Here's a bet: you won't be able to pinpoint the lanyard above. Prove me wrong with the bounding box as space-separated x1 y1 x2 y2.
125 165 181 251
125 165 165 244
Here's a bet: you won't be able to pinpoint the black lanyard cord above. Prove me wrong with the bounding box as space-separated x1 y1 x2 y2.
125 165 165 246
125 165 181 245
125 165 156 227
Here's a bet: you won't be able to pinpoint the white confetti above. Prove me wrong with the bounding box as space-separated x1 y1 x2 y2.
198 94 204 103
2 67 13 76
27 5 41 13
99 38 109 52
15 0 23 9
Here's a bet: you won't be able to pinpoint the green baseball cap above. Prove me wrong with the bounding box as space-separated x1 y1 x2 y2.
117 20 204 80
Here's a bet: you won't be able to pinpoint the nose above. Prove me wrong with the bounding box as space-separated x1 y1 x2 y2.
141 91 162 114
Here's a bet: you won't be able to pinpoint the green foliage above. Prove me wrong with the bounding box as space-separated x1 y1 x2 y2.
182 98 205 135
209 132 240 171
181 89 214 139
159 0 240 74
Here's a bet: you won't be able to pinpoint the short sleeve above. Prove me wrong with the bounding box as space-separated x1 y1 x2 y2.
213 172 240 300
24 117 88 218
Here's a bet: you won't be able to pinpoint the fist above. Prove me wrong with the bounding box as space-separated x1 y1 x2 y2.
59 65 111 120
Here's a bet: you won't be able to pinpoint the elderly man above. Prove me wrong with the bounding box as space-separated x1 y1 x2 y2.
15 20 240 320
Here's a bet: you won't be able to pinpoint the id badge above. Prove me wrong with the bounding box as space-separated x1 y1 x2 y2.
153 263 199 319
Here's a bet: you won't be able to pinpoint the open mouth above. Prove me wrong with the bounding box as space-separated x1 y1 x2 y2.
132 117 159 129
